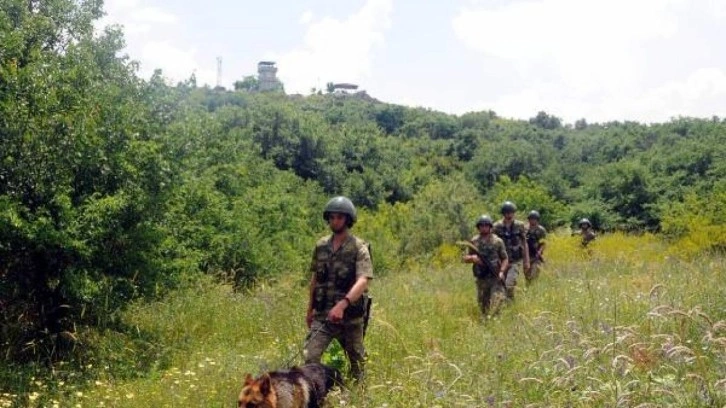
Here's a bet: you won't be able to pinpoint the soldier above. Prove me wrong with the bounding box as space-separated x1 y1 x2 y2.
462 215 509 316
492 201 529 299
578 218 596 247
304 196 373 381
525 210 547 283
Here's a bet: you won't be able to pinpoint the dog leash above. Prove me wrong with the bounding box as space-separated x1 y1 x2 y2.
280 321 328 368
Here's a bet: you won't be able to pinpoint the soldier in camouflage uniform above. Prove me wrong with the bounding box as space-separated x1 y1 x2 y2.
304 196 373 381
578 218 596 247
493 201 530 300
525 210 547 283
463 215 509 316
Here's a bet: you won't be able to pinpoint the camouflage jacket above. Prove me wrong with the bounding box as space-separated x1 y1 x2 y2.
493 219 527 262
310 234 372 320
469 233 508 279
526 225 547 259
581 230 596 247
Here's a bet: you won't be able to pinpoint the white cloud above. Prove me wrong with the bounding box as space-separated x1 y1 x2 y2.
98 0 177 35
299 10 314 25
132 7 178 24
97 0 216 86
140 42 217 85
614 68 726 122
270 0 393 94
452 0 726 122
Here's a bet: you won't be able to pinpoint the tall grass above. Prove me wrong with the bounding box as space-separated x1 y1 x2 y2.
2 233 725 407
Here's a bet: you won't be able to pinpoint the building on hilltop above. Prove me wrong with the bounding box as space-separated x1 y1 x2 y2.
332 83 359 94
257 61 282 92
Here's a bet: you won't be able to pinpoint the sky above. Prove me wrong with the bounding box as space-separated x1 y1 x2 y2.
98 0 726 123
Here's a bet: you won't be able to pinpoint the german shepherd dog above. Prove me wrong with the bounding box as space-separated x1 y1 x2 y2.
238 363 342 408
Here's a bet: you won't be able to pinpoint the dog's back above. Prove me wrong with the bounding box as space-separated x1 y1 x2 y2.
238 363 342 408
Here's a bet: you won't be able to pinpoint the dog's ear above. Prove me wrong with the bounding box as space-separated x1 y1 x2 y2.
259 373 272 395
243 373 254 386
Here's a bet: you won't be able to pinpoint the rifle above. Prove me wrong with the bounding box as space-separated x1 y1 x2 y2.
363 242 373 337
529 248 545 263
456 240 504 283
362 295 372 337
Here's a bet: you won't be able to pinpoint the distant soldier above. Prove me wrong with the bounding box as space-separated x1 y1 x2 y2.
578 218 596 247
525 210 547 282
493 201 529 300
462 215 509 316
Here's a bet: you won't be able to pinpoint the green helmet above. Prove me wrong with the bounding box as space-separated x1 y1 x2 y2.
579 218 592 228
501 201 517 214
323 196 357 227
528 210 540 220
475 215 494 227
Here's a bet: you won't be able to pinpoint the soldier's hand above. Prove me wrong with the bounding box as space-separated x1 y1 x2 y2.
524 261 530 270
464 255 484 265
498 271 505 281
327 301 346 323
306 308 314 328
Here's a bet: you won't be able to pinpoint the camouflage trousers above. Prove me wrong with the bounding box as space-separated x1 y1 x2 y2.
304 318 366 380
504 261 520 299
476 276 505 316
525 259 543 282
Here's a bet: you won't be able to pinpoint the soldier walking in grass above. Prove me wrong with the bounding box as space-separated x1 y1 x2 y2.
304 196 373 381
462 215 509 316
493 201 530 300
525 210 547 283
578 218 596 247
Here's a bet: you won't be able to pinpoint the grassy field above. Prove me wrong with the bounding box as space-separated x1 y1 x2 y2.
2 233 725 407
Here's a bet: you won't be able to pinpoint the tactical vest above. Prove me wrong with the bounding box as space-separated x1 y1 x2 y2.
471 235 503 278
581 230 596 247
311 235 368 319
494 220 525 262
526 226 545 258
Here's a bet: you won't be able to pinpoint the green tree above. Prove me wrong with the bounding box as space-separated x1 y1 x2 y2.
584 161 657 230
529 111 562 130
234 75 258 92
0 0 174 361
487 176 568 228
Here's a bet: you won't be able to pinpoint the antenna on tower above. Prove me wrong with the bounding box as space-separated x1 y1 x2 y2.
216 56 223 88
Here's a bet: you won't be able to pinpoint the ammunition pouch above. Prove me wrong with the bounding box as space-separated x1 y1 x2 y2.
527 235 538 259
343 294 369 320
472 259 497 279
472 264 484 278
509 246 523 261
312 286 326 312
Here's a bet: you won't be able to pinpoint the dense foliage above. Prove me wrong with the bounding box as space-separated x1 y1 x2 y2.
1 0 725 367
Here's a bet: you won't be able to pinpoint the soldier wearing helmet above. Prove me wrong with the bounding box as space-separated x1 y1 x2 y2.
305 196 373 381
462 215 509 316
577 218 596 247
492 201 530 300
525 210 547 282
